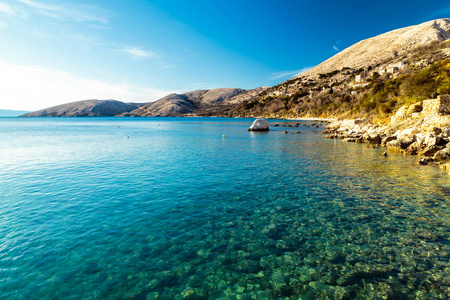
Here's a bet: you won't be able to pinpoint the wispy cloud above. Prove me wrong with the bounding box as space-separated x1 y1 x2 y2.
430 6 450 18
14 0 111 24
0 61 174 110
332 39 343 52
270 67 314 81
0 2 15 14
124 46 158 59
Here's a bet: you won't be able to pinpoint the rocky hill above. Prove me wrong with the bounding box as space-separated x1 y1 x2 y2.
301 18 450 80
21 100 143 117
222 19 450 120
127 88 248 117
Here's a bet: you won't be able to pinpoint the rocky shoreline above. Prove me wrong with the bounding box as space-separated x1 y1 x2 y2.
323 95 450 175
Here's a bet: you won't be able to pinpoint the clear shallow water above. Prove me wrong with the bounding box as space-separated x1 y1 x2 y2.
0 117 449 300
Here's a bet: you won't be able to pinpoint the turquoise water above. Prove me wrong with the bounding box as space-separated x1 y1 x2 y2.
0 117 449 300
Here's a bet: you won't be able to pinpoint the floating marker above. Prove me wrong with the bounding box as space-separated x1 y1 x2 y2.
222 135 225 138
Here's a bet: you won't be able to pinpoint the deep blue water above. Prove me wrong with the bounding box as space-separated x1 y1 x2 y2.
0 117 449 299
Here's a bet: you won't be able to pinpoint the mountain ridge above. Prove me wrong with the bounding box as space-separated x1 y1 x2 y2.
300 18 450 79
21 100 143 117
125 88 248 117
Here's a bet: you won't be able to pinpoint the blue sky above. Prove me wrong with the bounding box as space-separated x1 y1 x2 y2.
0 0 449 110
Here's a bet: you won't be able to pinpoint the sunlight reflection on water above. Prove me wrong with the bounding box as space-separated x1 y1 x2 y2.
0 117 449 299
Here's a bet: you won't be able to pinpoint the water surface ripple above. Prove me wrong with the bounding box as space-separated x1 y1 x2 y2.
0 117 449 299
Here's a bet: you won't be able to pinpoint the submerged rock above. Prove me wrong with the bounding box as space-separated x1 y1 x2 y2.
418 158 429 165
248 118 269 131
343 138 358 142
440 162 450 174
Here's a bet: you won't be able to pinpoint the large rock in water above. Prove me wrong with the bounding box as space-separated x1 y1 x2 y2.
248 118 269 131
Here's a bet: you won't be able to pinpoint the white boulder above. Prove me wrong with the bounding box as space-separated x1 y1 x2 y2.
248 118 269 131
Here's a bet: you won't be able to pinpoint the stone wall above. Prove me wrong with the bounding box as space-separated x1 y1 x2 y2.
422 95 450 115
438 95 450 114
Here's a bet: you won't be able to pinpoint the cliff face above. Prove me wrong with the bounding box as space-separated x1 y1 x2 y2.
21 100 143 117
301 18 450 79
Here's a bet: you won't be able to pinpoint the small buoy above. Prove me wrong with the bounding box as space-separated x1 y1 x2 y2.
222 135 225 138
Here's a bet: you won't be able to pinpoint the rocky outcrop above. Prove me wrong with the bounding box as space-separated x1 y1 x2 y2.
324 95 450 173
248 118 269 131
21 100 143 117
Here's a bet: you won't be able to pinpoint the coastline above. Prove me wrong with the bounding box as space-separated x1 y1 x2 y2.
321 96 450 175
285 117 336 122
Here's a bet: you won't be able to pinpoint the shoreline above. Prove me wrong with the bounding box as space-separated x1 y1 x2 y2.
321 98 450 175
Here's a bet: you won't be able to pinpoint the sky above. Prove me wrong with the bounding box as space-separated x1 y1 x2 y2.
0 0 449 110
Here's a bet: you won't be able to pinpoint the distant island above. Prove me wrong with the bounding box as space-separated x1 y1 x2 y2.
0 109 30 117
21 100 143 117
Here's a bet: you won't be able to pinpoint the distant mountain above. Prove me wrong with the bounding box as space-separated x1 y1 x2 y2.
127 88 247 117
0 109 30 117
21 100 144 117
225 87 269 105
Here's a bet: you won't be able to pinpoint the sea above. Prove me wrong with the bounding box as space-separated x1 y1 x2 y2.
0 117 449 300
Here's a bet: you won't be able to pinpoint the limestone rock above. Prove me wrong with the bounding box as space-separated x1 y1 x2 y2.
386 140 405 152
391 103 423 124
419 145 443 156
433 148 450 160
343 138 358 142
441 127 450 138
248 118 269 131
362 131 382 144
388 135 415 150
405 142 421 155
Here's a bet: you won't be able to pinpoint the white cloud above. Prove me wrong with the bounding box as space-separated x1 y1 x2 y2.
270 67 314 81
0 2 15 14
124 46 158 58
333 39 343 52
0 61 174 110
14 0 111 24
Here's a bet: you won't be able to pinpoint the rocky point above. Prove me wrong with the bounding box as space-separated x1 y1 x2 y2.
324 95 450 174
